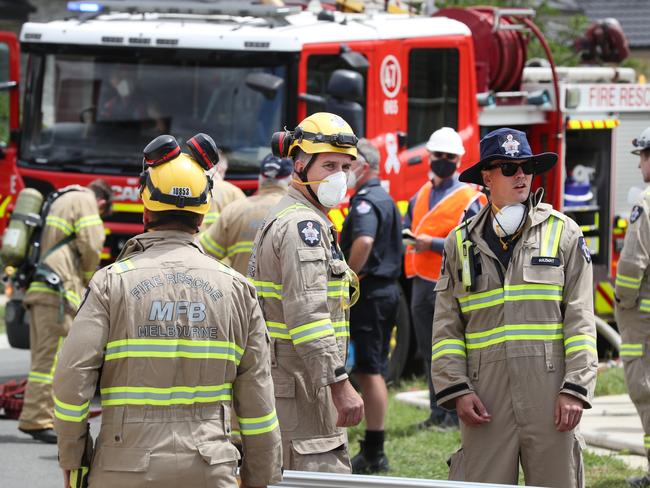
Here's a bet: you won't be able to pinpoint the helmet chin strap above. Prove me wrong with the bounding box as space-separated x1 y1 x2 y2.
294 154 320 203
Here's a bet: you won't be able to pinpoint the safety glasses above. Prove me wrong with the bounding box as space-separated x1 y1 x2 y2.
485 160 536 177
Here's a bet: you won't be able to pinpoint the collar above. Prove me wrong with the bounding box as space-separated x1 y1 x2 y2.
258 184 287 196
287 186 333 227
432 174 458 192
117 230 200 261
354 177 381 196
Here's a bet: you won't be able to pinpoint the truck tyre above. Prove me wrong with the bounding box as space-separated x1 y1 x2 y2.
386 285 415 384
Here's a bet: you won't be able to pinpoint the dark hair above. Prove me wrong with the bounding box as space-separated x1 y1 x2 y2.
147 210 203 232
88 179 113 206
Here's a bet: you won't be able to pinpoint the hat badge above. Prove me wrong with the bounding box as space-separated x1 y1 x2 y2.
502 134 521 157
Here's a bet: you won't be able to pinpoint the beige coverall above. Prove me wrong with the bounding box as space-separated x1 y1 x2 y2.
19 186 105 431
249 186 352 473
52 231 282 487
615 188 650 471
432 197 597 487
200 184 286 274
199 177 246 231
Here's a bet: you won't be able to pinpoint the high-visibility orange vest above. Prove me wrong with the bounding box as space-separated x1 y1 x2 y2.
405 182 487 282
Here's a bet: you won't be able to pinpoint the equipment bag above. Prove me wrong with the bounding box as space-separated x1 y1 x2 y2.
4 297 30 350
0 379 27 420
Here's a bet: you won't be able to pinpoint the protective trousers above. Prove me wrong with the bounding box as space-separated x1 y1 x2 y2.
448 351 584 488
272 342 351 473
18 304 71 430
617 309 650 473
410 276 447 419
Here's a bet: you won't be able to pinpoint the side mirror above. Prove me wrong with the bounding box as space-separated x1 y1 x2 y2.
245 72 284 100
340 46 369 72
327 69 363 102
397 131 407 149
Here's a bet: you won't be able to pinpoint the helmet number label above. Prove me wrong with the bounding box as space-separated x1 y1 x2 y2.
171 187 192 197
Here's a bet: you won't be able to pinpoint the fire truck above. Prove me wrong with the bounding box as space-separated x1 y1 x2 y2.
0 1 648 375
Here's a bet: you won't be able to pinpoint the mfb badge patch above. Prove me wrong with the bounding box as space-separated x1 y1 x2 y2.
578 236 592 263
630 205 644 224
298 220 321 246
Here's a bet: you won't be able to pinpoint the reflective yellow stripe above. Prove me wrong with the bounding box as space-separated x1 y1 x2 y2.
458 285 563 313
641 299 650 312
45 215 74 235
332 320 349 337
101 383 233 407
290 318 334 345
203 211 220 226
74 214 103 231
431 339 467 360
199 232 226 259
564 334 597 355
541 215 565 257
83 270 95 280
105 339 244 364
70 467 89 487
276 203 311 219
252 280 283 299
644 435 650 448
616 273 642 289
327 280 348 298
112 202 144 213
621 343 643 357
54 396 90 423
237 409 280 436
50 337 64 376
65 290 81 309
27 281 61 297
114 259 136 274
226 241 254 257
28 371 53 384
465 323 563 349
266 321 291 340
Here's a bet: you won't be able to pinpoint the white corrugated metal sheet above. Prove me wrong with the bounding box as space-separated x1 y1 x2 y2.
614 114 648 217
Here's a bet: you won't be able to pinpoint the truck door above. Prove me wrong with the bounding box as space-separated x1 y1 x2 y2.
0 32 23 236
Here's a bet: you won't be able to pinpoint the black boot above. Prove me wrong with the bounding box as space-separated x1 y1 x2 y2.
351 441 389 474
628 474 650 488
19 427 57 444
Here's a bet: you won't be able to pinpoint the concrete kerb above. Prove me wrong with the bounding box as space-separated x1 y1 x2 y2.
395 389 647 470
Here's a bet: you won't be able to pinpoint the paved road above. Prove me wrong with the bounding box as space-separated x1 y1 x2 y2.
0 337 102 488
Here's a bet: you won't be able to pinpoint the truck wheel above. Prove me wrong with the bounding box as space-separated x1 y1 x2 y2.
386 286 414 385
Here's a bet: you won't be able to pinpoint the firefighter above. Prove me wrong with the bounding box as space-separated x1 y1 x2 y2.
17 179 111 444
249 112 364 472
200 154 292 274
340 138 402 473
404 127 487 430
52 134 282 488
431 128 597 487
615 126 650 488
199 149 246 231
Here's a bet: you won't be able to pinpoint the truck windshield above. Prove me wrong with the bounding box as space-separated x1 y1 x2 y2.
20 51 289 177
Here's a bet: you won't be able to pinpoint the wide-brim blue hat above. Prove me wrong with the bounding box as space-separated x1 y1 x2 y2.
260 154 293 179
459 128 558 186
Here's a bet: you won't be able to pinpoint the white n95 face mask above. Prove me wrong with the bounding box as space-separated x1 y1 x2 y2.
492 203 527 237
317 171 348 207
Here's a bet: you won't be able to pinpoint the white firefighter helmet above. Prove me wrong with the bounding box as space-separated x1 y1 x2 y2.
425 127 466 156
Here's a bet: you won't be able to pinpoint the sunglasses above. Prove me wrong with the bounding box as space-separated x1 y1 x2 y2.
432 151 457 160
484 160 536 177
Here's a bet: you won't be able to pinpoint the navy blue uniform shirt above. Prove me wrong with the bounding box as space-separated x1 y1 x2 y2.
341 178 403 280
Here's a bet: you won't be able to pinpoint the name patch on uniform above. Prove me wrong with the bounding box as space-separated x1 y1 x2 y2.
630 205 643 224
578 236 592 263
531 257 561 267
297 220 321 246
356 200 372 215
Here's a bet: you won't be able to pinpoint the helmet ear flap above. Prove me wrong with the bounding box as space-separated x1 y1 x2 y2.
271 130 293 158
186 133 219 170
143 135 181 167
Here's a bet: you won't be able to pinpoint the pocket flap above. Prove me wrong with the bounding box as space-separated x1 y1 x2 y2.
298 247 326 262
197 441 241 466
273 375 296 398
292 432 346 455
434 275 450 291
523 265 564 285
329 259 348 277
97 447 151 472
